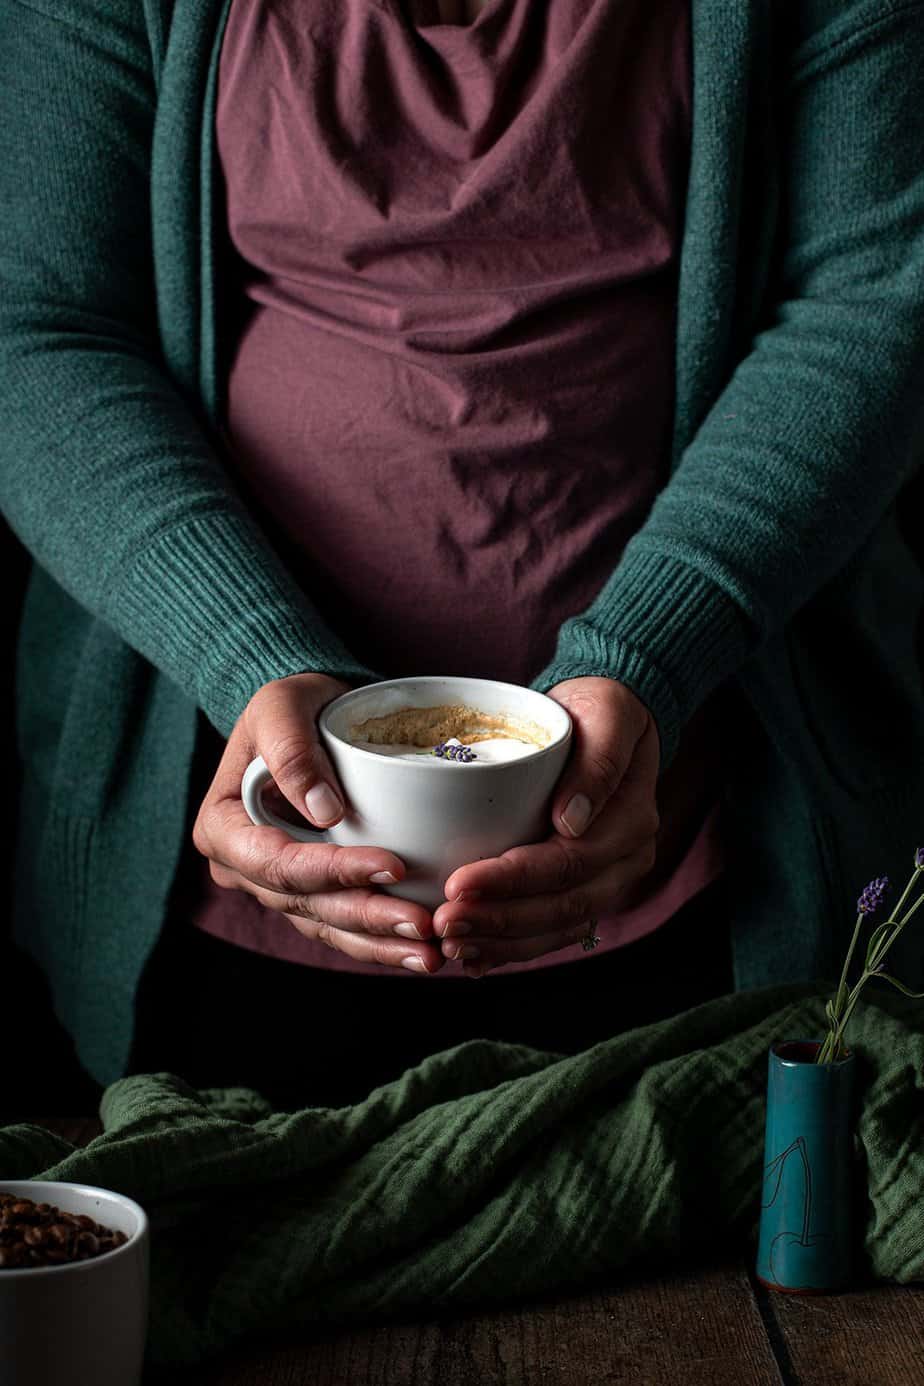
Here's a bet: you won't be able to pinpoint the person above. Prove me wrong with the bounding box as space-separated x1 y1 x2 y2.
1 0 922 1110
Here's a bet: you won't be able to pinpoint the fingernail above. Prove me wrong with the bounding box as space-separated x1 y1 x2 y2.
370 871 398 884
443 920 473 937
453 889 482 903
464 962 486 979
443 941 481 961
305 782 343 824
401 955 429 972
561 793 592 837
394 922 424 939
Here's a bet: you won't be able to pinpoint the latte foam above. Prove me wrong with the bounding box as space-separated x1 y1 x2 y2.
347 701 551 755
350 735 537 764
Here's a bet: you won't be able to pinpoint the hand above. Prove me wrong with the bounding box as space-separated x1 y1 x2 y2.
192 673 446 973
432 677 661 976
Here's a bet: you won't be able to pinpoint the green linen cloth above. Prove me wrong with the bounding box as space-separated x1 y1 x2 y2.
2 982 922 1369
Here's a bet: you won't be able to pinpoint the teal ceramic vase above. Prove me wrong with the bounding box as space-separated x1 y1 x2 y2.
755 1039 857 1293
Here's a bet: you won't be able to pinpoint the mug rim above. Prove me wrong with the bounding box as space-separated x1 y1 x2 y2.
318 675 572 768
0 1181 149 1281
770 1039 854 1066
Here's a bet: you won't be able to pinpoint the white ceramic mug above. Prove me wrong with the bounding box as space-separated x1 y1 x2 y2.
0 1181 149 1386
242 675 573 909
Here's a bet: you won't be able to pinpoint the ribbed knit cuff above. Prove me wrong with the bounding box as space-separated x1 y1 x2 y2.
530 548 756 768
111 511 386 736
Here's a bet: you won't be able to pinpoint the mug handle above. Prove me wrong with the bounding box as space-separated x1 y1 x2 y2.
241 755 327 843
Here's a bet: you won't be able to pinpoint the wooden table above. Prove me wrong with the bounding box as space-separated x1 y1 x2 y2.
37 1119 924 1386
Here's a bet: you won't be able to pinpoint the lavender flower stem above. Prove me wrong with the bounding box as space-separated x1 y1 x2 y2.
881 864 923 934
828 982 867 1058
827 957 894 1060
818 855 924 1064
831 911 866 1021
828 959 885 1058
827 886 924 1057
868 880 924 973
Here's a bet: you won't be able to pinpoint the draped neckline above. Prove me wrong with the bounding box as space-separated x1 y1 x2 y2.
380 0 511 32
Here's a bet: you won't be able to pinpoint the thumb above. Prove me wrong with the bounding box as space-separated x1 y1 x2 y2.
549 683 651 839
243 673 354 828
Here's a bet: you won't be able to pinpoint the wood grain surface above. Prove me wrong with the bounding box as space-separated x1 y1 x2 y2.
31 1118 924 1386
177 1263 782 1386
754 1272 924 1386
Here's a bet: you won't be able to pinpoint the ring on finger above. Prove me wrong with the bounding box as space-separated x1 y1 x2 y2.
581 918 601 951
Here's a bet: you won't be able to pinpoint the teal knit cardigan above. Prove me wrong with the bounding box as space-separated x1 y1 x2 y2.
1 0 923 1085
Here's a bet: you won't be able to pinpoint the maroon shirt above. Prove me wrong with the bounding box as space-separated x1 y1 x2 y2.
184 0 726 974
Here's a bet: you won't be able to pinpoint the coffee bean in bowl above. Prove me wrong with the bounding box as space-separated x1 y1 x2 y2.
0 1181 149 1386
0 1190 129 1268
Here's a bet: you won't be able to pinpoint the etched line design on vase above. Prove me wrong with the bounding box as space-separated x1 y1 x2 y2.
760 1135 830 1287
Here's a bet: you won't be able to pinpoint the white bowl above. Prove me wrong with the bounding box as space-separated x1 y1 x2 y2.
0 1181 149 1386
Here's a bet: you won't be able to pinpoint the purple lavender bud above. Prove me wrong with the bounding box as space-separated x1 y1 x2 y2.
857 875 889 915
916 847 924 869
433 741 478 762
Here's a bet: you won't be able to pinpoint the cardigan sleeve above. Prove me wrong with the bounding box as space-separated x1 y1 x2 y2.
531 0 924 766
0 0 385 739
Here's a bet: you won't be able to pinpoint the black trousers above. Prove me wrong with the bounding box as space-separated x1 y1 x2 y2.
128 875 734 1110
